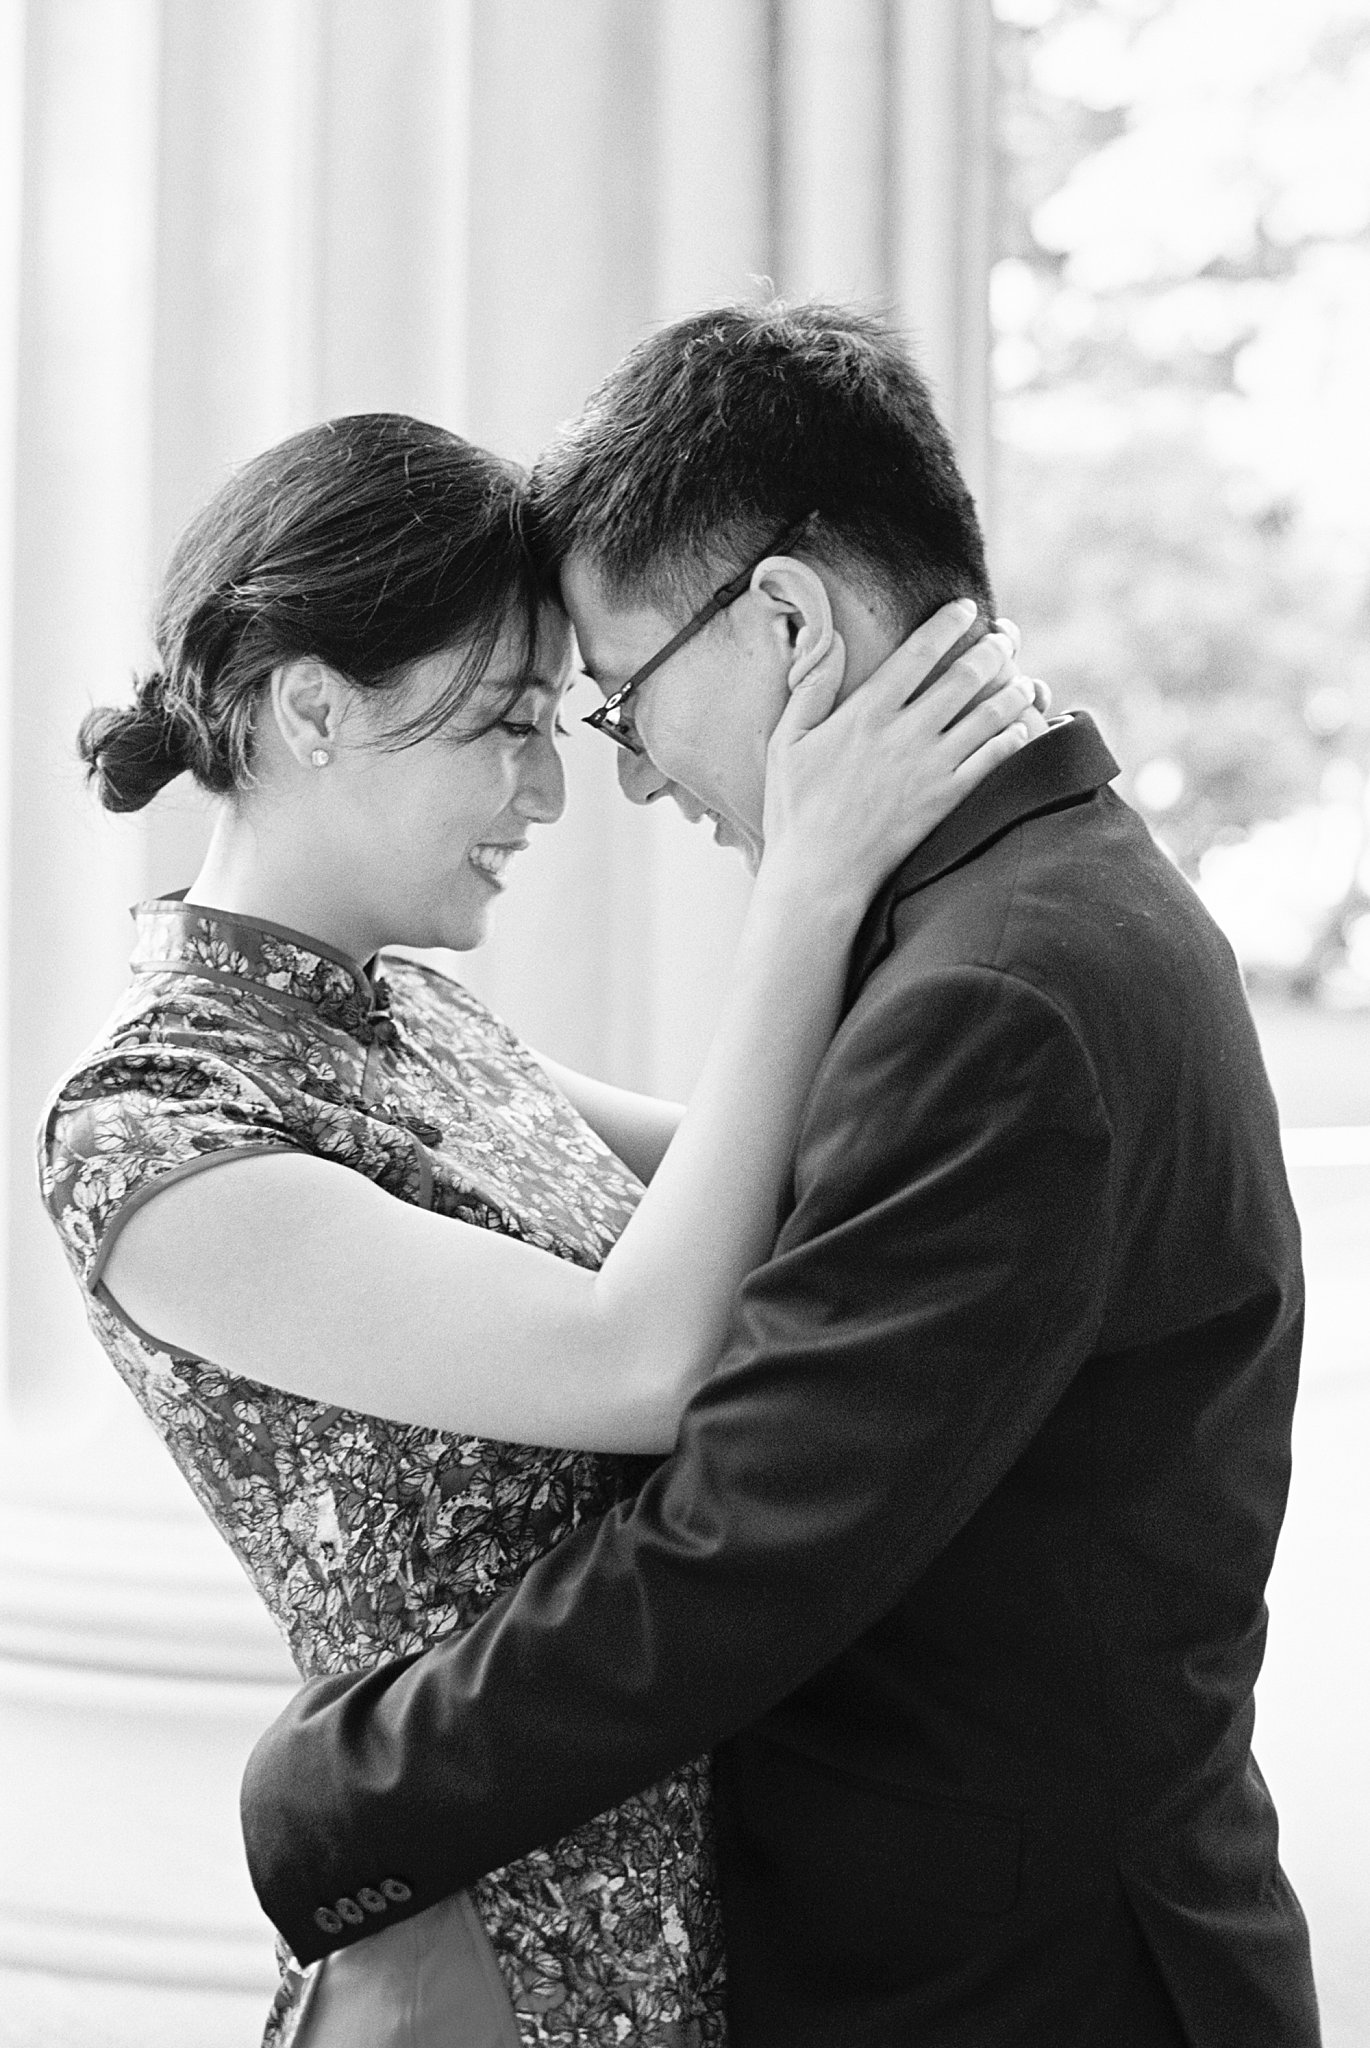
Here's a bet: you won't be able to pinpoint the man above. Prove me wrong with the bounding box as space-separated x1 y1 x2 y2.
242 304 1319 2045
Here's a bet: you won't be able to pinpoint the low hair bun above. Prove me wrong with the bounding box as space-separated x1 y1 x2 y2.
78 672 192 813
80 415 542 813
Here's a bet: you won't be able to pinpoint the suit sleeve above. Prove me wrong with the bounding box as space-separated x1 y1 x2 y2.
242 964 1114 1962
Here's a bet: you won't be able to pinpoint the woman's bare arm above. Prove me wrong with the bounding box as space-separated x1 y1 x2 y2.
104 611 1034 1452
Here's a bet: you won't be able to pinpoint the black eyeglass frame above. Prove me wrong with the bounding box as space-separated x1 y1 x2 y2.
581 513 819 753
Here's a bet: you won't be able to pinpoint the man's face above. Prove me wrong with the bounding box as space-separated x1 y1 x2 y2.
561 551 790 869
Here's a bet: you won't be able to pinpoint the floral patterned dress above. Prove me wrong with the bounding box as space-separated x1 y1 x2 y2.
37 900 725 2048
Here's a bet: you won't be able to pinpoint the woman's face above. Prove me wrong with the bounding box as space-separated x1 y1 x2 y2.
327 607 573 955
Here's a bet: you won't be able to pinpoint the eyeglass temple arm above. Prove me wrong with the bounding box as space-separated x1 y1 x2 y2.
584 513 818 725
597 588 734 709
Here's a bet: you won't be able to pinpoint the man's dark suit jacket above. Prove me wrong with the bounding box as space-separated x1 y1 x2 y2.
243 715 1320 2047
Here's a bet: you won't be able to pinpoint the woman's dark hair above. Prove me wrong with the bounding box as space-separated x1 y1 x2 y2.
81 414 551 813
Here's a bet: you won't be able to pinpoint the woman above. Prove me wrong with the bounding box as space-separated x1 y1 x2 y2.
38 414 1036 2047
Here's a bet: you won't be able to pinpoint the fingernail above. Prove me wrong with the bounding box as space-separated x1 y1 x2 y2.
953 599 977 621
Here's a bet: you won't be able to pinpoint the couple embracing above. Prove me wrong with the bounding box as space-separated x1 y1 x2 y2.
40 304 1319 2047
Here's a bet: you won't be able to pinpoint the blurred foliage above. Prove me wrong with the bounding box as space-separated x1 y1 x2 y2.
990 0 1370 870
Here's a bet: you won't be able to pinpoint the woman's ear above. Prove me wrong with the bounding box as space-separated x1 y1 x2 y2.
750 556 835 690
271 658 347 769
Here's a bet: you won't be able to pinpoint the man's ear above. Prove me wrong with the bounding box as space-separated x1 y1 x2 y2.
749 556 835 689
271 658 349 768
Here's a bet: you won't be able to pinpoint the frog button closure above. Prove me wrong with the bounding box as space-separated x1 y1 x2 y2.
402 1114 445 1147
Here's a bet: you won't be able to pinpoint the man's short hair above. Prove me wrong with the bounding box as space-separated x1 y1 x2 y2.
527 300 994 632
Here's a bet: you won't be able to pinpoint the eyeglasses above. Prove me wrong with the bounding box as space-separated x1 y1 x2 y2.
581 513 818 754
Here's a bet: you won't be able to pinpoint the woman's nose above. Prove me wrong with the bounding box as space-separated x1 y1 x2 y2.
514 732 567 824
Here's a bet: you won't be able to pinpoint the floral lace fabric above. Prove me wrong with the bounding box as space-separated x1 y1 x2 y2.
38 900 725 2048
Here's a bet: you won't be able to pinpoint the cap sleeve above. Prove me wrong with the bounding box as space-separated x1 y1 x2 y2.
37 1045 303 1295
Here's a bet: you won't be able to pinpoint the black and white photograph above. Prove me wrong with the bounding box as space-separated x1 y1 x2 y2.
2 2 1367 2044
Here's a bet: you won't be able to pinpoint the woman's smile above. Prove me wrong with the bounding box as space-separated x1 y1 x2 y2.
466 839 527 888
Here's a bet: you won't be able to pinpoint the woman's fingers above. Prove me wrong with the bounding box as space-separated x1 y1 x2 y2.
942 675 1036 767
860 610 1014 725
853 598 980 715
951 716 1032 789
756 603 1037 908
870 629 1015 734
800 602 1031 747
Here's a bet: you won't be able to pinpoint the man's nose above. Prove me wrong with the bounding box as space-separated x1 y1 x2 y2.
616 747 670 807
514 732 567 824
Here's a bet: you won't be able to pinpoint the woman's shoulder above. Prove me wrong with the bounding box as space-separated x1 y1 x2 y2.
377 950 517 1045
37 970 389 1291
37 1002 295 1288
376 950 555 1092
41 974 293 1149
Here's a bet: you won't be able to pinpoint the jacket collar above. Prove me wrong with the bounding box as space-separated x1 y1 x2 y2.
846 713 1120 996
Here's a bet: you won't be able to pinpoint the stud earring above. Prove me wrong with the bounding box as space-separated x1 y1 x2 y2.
310 748 330 768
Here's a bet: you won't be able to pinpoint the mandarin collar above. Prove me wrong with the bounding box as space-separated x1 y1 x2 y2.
846 713 1121 998
130 898 395 1043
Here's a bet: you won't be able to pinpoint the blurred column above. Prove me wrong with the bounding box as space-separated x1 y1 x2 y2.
145 2 309 948
460 0 775 1095
148 0 475 897
0 0 24 1439
775 0 889 303
654 0 773 321
630 0 775 1097
307 0 472 428
2 1 302 2023
765 0 994 513
453 0 663 1083
7 0 161 1411
889 0 995 509
152 2 303 547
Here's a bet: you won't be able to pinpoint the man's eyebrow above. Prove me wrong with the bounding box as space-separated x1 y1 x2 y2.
481 672 560 693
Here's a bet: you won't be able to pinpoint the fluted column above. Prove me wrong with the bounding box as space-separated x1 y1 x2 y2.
462 0 776 1097
2 6 305 2018
890 0 994 509
450 0 662 1082
775 0 889 303
305 0 474 428
8 0 162 1413
615 0 777 1097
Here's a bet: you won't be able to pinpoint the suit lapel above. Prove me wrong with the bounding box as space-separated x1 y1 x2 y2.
845 713 1121 998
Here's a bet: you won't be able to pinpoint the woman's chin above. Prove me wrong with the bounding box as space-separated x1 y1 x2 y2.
438 893 499 952
425 917 488 954
386 896 494 956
